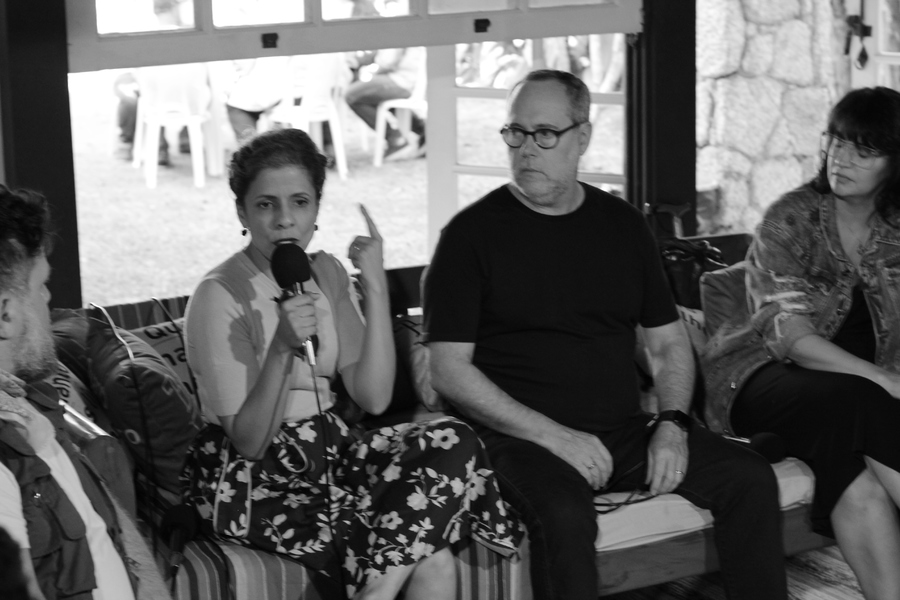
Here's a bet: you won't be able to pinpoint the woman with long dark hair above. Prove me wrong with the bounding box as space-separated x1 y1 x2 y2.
703 86 900 600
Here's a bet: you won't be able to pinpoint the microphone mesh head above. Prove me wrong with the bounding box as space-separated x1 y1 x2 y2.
270 243 310 289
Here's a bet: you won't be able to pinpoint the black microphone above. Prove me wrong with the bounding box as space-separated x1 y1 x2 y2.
271 242 318 365
723 432 785 464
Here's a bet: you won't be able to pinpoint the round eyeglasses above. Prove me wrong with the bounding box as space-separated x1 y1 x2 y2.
500 122 584 149
820 132 885 170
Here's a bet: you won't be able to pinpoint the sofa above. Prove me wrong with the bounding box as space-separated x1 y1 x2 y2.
50 236 832 599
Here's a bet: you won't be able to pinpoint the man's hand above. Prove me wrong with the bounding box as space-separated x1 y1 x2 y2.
546 426 613 490
645 422 689 495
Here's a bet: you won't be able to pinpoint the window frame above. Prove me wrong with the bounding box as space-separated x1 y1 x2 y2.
66 0 642 72
850 0 900 89
67 0 640 255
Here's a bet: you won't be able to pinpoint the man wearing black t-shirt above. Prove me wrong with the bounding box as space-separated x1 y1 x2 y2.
424 70 787 600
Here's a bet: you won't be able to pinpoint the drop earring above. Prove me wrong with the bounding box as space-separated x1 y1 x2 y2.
315 224 319 231
241 228 248 236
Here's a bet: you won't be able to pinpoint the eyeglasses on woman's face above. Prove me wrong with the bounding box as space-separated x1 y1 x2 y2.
820 132 886 170
500 122 584 150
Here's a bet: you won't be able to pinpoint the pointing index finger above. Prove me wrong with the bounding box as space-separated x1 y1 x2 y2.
359 204 382 241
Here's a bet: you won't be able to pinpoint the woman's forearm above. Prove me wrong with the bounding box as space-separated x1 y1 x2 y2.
789 334 890 385
345 282 395 415
225 339 295 460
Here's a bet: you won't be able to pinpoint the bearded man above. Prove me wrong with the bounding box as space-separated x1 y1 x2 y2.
0 185 168 600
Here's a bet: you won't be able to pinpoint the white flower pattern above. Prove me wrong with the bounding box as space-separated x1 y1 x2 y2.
182 414 522 598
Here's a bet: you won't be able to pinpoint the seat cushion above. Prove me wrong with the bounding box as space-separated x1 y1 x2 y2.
593 458 815 551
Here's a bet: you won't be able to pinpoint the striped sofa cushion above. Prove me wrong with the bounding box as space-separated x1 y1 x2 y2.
100 295 191 330
169 535 519 600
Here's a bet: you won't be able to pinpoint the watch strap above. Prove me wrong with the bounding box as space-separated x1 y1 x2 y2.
653 409 692 433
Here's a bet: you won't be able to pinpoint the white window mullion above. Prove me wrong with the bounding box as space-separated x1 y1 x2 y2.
194 0 214 32
306 0 322 24
850 0 878 88
426 45 459 257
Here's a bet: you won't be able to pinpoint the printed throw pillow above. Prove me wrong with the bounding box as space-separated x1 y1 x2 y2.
393 313 446 412
699 260 749 337
51 308 91 388
676 305 707 352
128 318 197 403
86 307 202 494
48 360 91 417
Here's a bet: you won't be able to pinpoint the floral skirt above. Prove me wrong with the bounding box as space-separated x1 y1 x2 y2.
181 413 523 598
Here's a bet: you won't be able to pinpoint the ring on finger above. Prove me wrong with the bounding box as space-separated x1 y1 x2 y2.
675 469 684 475
587 463 596 470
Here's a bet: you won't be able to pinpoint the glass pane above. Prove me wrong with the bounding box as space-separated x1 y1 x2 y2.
69 53 427 305
213 0 304 27
96 0 195 34
459 175 510 208
456 36 624 177
881 0 900 54
456 35 626 93
879 63 900 89
596 182 624 197
429 0 512 14
458 98 508 168
582 104 624 176
529 0 614 6
323 0 410 21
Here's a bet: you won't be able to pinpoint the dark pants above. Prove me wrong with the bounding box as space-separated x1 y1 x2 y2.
734 362 900 538
344 74 424 141
117 95 138 144
473 415 788 600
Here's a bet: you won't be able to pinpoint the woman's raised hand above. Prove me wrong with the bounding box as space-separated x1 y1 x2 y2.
348 204 387 293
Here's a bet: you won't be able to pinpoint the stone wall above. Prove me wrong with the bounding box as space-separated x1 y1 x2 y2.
695 0 851 234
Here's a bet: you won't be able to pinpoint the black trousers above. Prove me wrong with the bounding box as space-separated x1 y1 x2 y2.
733 362 900 538
472 415 788 600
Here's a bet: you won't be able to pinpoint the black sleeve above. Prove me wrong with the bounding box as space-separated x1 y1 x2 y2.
637 219 680 328
422 219 483 344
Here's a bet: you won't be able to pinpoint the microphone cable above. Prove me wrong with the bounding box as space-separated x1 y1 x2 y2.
305 343 348 596
89 304 163 558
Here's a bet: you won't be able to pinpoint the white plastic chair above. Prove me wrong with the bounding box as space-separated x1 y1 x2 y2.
372 59 427 167
270 54 350 180
132 63 222 188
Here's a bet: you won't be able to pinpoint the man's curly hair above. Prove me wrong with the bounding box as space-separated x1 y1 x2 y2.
0 185 53 296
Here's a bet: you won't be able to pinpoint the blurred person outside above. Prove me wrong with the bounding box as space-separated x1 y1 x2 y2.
110 1 192 165
346 44 426 162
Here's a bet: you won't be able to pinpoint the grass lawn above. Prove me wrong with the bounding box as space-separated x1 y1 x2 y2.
69 69 623 306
